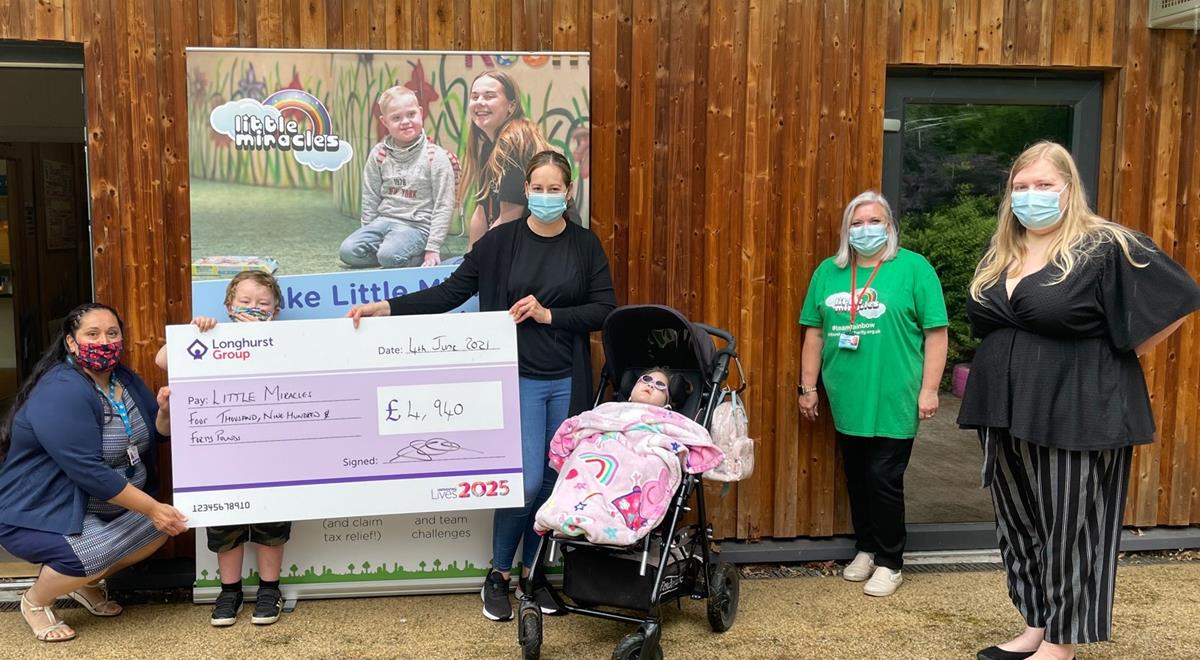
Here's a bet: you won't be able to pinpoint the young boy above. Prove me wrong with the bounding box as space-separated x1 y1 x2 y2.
339 85 458 269
156 271 292 627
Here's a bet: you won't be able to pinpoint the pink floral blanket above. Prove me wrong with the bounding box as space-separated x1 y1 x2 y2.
534 402 724 546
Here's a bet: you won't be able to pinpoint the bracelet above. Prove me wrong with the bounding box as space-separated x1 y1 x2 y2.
798 385 817 396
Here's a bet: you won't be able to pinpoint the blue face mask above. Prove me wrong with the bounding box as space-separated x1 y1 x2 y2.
848 224 888 256
527 192 568 223
1011 188 1065 229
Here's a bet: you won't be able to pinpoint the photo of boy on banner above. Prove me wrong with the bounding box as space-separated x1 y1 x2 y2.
187 50 590 318
338 84 459 270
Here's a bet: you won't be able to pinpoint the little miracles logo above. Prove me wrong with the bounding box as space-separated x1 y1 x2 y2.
209 90 354 172
825 287 887 320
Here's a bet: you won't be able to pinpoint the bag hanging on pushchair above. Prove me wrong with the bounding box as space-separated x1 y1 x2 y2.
704 388 755 482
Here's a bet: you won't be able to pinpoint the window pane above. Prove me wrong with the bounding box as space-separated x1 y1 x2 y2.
900 103 1072 219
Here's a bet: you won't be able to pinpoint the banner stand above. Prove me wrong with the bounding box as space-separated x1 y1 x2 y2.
185 46 589 601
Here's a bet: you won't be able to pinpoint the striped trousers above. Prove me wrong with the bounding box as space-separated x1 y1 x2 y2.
983 428 1133 645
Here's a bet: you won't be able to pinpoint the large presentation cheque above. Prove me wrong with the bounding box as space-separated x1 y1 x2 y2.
166 312 523 527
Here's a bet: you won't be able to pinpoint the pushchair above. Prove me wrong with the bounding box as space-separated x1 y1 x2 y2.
518 304 745 660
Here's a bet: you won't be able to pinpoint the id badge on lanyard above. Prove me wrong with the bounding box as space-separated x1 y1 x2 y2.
99 379 140 467
842 258 882 351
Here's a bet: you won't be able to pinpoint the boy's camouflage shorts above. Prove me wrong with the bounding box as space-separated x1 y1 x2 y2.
205 521 293 553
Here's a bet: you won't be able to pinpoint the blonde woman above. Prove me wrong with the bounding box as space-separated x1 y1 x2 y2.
798 191 949 598
959 142 1200 660
462 71 550 248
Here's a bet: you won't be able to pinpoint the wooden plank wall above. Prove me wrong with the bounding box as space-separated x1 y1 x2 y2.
0 1 1196 548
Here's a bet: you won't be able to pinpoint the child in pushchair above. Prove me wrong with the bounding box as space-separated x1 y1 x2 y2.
518 304 744 660
534 366 725 546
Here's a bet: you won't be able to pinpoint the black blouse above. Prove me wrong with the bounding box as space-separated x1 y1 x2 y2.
958 233 1200 450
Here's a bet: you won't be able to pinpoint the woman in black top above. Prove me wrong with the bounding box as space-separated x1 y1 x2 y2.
348 150 615 623
959 142 1200 660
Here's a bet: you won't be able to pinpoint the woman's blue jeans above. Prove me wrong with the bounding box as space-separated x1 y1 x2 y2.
491 376 571 572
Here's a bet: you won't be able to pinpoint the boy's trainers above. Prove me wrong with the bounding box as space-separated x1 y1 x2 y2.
251 585 283 625
517 576 561 615
210 589 243 627
481 570 513 621
863 566 903 597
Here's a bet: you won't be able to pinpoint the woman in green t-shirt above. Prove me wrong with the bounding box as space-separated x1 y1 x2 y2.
798 190 948 598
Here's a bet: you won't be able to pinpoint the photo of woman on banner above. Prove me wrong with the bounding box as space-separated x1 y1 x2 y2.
338 86 459 270
463 71 580 251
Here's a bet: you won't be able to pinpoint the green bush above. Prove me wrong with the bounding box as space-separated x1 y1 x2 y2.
900 193 998 386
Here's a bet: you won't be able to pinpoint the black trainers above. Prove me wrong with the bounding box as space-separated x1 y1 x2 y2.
481 570 512 621
210 589 243 627
251 585 283 625
518 576 561 615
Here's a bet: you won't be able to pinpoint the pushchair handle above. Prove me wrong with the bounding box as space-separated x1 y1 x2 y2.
693 322 736 353
693 323 746 395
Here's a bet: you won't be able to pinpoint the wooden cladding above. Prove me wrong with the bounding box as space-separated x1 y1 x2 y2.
1 1 1197 543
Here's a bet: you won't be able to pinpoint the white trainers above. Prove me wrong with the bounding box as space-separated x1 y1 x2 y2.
842 551 875 582
863 566 902 597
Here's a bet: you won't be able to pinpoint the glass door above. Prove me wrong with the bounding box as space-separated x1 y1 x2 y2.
0 160 16 416
883 72 1102 525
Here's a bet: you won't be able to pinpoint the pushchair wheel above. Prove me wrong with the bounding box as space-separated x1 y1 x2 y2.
612 630 663 660
706 561 740 632
518 604 542 660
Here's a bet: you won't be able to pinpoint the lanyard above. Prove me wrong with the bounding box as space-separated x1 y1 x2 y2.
849 258 883 326
96 378 134 442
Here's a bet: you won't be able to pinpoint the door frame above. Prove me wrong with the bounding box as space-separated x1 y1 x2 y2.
882 69 1104 220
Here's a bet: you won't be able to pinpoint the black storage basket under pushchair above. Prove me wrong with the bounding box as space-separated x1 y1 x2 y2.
517 304 745 660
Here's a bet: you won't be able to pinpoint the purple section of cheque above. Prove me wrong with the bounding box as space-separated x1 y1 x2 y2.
170 364 521 490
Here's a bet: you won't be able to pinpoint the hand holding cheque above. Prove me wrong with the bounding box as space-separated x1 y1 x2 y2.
166 312 523 527
345 294 552 327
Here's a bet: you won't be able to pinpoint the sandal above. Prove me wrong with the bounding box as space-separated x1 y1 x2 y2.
68 581 123 616
20 594 77 642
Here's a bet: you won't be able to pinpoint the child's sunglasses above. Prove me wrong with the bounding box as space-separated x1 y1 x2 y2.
638 374 668 391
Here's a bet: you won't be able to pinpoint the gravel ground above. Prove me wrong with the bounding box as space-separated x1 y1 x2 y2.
2 561 1198 659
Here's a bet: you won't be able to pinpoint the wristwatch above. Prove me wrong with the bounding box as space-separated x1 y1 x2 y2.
798 385 817 396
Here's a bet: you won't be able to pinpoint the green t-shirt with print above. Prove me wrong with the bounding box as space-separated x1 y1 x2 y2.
798 248 948 439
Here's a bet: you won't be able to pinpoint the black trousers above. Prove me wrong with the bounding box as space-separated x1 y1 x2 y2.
985 428 1133 645
837 432 914 570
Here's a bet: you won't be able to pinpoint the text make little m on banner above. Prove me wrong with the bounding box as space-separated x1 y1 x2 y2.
166 312 523 527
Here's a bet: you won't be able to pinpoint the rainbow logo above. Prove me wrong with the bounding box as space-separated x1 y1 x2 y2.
855 288 878 304
578 453 619 485
263 89 332 135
